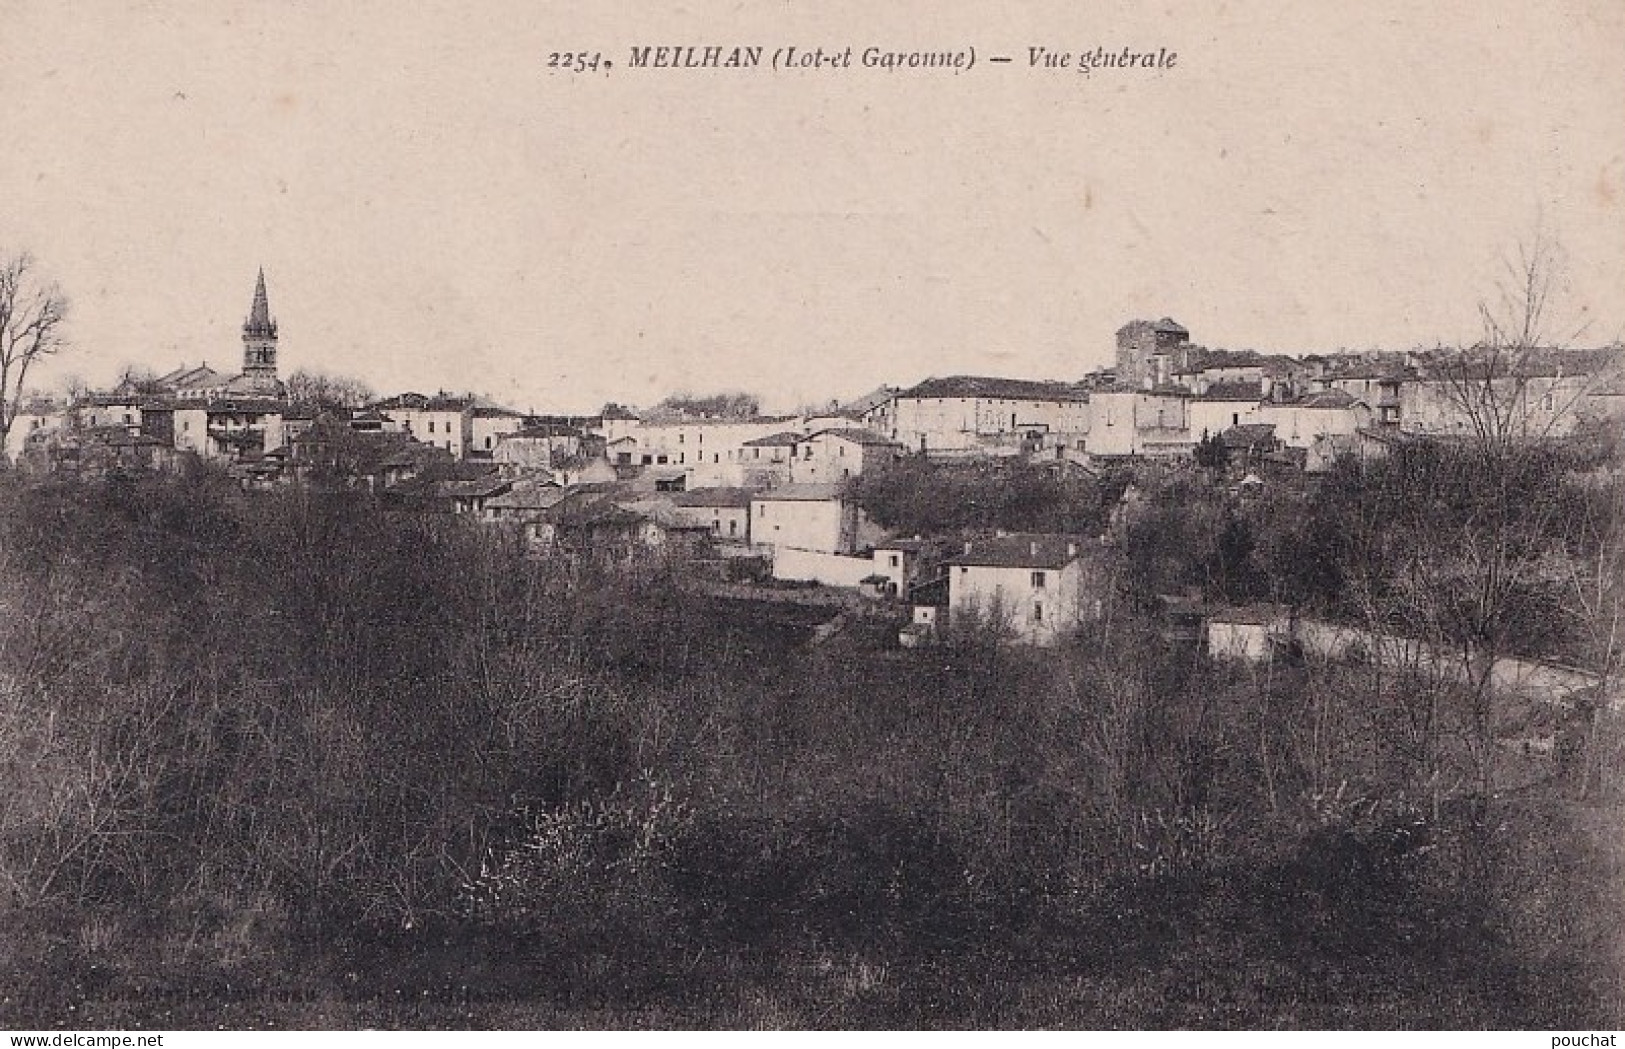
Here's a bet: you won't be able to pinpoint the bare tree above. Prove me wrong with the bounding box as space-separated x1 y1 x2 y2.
0 252 70 459
112 363 162 397
285 367 374 411
1425 233 1600 456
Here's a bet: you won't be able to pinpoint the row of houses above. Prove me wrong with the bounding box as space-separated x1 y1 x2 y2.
858 323 1624 464
12 293 1622 653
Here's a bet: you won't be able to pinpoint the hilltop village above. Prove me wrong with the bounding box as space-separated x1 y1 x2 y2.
5 270 1625 1029
9 272 1625 651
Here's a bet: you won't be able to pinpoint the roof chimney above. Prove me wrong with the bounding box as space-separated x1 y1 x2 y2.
1030 540 1039 557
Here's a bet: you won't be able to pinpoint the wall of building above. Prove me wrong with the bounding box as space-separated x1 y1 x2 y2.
948 560 1083 644
1400 375 1589 439
888 396 1088 453
392 408 472 458
471 414 526 455
1262 402 1371 448
1189 398 1262 439
794 433 897 484
771 546 875 586
754 497 852 554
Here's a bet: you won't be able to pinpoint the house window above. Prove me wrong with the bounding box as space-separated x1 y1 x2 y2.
485 437 493 449
1031 571 1047 589
889 555 900 568
1033 602 1044 622
729 519 738 536
428 421 436 434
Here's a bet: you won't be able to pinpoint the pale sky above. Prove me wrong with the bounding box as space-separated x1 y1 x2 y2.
3 0 1622 414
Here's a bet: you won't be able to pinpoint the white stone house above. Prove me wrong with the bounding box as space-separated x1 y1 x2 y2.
791 427 903 484
373 393 475 459
750 483 876 555
1086 388 1193 457
469 405 528 456
1187 380 1266 441
944 533 1092 644
870 537 930 598
1261 390 1373 449
874 376 1090 454
670 486 755 543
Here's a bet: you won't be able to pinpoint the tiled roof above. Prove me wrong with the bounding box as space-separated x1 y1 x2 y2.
507 423 583 439
78 394 148 407
441 476 512 500
1195 380 1265 402
841 385 900 415
1172 347 1276 373
203 398 284 413
1296 390 1359 409
672 486 756 508
615 497 711 530
752 482 844 502
544 491 644 528
169 366 228 389
899 376 1088 403
809 427 900 447
485 483 569 511
907 577 950 607
743 431 804 448
944 533 1087 570
1220 423 1278 448
372 393 475 412
1414 346 1625 381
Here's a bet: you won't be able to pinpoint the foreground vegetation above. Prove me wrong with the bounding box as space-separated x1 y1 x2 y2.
1 460 1621 1029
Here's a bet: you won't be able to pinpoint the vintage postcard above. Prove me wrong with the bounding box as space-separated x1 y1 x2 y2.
0 0 1621 1036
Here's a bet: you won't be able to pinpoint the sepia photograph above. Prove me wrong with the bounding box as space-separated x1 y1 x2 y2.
1 0 1622 1035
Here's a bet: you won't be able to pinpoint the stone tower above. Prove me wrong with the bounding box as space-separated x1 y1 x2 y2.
1114 317 1190 389
239 268 279 392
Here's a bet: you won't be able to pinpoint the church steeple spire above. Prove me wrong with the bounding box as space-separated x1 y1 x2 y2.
240 268 279 389
244 267 277 340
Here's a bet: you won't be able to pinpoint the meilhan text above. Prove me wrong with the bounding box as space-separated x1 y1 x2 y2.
629 45 764 69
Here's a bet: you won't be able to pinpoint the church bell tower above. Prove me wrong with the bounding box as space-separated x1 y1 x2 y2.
240 268 279 391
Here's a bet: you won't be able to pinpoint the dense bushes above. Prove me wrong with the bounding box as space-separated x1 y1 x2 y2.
1 466 1621 1027
847 457 1123 538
